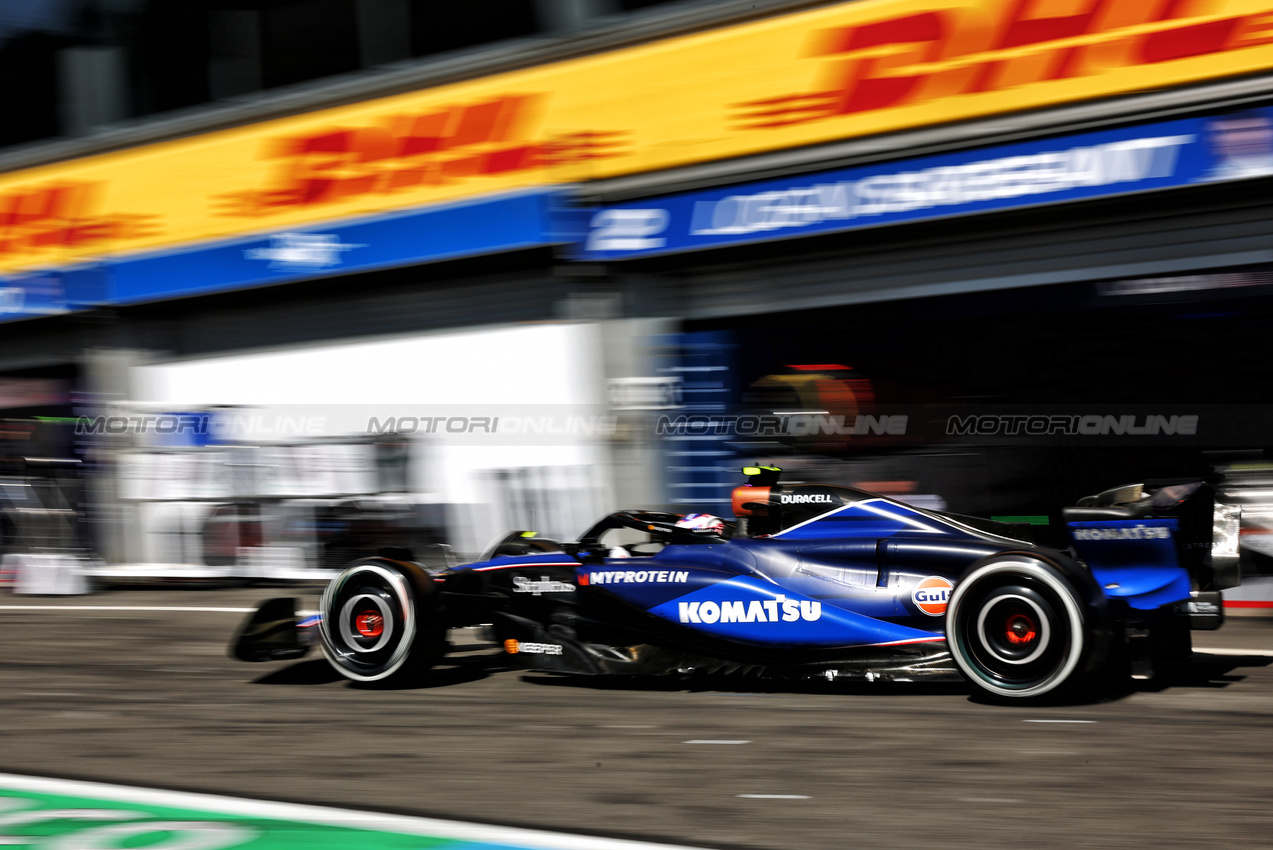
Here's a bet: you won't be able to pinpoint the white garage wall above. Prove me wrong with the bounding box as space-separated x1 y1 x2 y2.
130 322 611 554
134 322 603 406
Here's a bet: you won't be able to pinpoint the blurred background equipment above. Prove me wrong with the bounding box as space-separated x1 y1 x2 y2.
0 412 96 593
114 435 452 579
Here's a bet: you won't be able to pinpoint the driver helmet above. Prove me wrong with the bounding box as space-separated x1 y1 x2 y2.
675 513 725 534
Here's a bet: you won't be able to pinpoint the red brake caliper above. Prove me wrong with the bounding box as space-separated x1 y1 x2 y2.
1005 614 1037 645
355 610 384 638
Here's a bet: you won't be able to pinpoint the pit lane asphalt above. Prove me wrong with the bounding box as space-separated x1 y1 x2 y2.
2 586 1273 850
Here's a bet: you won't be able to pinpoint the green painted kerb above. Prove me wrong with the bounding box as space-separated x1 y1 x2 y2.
990 515 1050 526
0 790 506 850
0 770 690 850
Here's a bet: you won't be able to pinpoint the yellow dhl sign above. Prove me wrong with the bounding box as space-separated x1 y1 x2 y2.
4 0 1273 275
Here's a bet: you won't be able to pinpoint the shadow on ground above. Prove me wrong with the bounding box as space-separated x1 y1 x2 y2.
249 648 1273 704
251 648 509 690
251 659 343 685
1126 651 1273 696
520 671 971 698
962 651 1273 706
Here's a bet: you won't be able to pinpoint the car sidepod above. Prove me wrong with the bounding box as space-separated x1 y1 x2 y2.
560 544 954 679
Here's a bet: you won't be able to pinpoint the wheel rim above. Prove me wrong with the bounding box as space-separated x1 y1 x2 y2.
340 593 394 652
969 587 1056 674
320 563 417 682
947 560 1085 699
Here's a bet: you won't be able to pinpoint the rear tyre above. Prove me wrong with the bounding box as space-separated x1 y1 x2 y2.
319 557 446 684
947 556 1094 701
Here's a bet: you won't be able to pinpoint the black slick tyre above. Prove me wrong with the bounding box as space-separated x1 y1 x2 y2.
319 557 446 684
947 555 1095 701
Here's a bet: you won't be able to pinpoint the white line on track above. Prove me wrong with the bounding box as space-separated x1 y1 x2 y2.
1016 750 1077 755
1194 647 1273 657
736 795 810 799
0 605 256 613
1023 720 1096 724
173 704 253 709
683 740 750 744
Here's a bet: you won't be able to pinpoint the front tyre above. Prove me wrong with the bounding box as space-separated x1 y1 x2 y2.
319 557 446 684
947 556 1093 701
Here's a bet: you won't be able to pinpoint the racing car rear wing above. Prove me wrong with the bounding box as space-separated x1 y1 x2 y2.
1063 481 1241 593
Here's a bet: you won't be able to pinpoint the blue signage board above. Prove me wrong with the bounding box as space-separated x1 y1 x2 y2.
0 188 563 320
0 267 112 323
569 109 1273 261
0 273 68 322
108 188 562 305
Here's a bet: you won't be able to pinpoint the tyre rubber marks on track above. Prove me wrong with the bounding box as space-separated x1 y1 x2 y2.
681 741 809 799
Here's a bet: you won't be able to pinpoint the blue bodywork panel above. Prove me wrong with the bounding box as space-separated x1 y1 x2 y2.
1066 519 1191 610
459 490 1199 655
774 499 983 541
567 499 979 648
470 554 582 571
646 575 940 648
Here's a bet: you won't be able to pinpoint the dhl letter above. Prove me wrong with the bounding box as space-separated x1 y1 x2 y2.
820 12 950 115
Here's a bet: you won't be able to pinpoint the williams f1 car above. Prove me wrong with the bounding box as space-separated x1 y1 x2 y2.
233 467 1241 701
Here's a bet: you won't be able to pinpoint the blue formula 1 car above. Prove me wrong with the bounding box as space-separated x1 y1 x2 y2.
233 467 1241 701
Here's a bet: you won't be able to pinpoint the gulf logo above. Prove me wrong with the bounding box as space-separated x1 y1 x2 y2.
912 576 954 617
